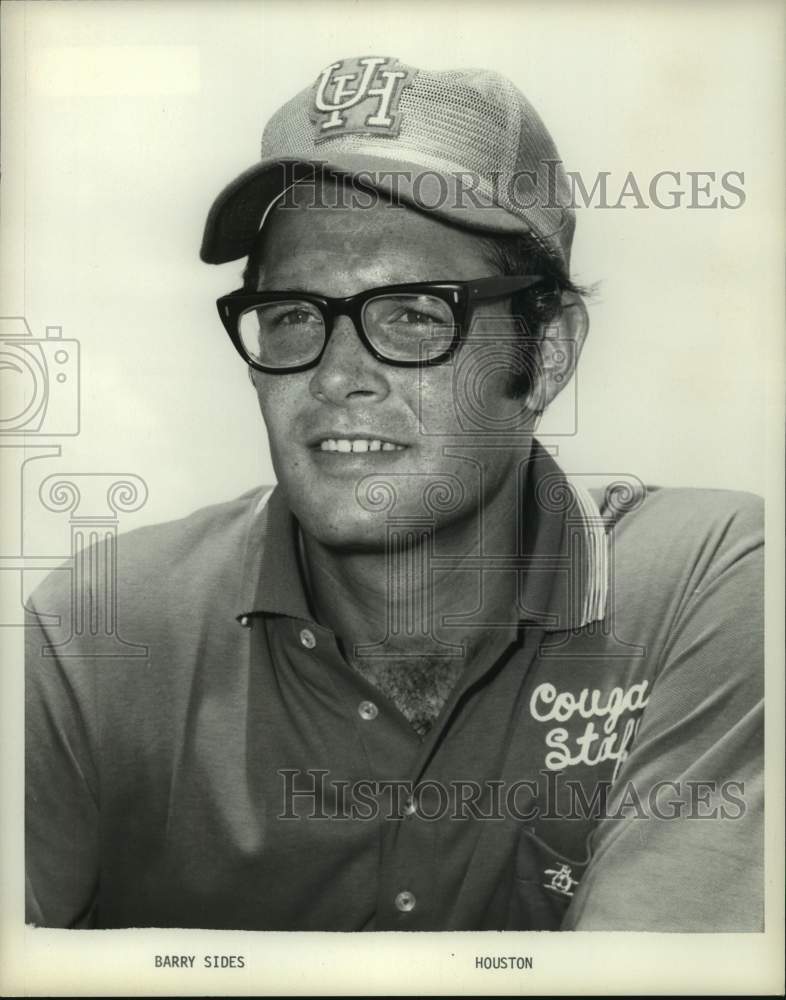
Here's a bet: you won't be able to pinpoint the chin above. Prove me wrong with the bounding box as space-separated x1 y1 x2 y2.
277 462 477 549
298 509 395 553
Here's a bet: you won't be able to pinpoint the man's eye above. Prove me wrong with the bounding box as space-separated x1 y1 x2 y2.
388 308 443 326
272 308 320 327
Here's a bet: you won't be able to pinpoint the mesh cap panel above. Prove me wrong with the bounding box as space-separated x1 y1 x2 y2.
202 57 574 267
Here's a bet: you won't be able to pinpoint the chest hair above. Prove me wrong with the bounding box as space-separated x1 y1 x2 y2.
348 654 468 738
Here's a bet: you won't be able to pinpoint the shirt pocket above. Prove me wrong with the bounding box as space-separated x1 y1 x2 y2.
509 827 593 930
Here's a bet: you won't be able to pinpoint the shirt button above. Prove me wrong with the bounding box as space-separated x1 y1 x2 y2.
402 796 417 816
238 615 250 628
299 628 316 649
394 890 416 913
358 700 379 721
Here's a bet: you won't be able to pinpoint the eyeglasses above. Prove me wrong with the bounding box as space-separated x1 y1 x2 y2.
216 275 554 373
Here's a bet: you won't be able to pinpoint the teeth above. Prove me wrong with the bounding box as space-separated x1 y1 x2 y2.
318 438 405 452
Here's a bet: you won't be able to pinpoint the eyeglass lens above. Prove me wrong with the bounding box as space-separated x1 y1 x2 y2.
237 293 456 368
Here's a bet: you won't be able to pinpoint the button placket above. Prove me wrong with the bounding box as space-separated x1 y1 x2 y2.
299 627 316 649
402 795 418 817
394 890 416 913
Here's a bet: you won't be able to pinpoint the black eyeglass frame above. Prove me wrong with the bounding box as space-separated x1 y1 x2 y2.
216 275 555 374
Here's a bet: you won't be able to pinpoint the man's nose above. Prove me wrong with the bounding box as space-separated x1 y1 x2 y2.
309 313 391 404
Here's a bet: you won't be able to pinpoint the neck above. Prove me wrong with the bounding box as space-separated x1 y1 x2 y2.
300 472 521 661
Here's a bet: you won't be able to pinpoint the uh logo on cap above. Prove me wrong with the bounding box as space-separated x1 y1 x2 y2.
310 56 416 141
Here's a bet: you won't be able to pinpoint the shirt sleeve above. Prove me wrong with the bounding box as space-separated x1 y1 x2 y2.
562 495 764 932
25 586 100 928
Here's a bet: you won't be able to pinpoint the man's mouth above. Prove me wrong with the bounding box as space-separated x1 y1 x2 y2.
317 438 407 453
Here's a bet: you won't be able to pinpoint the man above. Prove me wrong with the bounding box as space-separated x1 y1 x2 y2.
25 56 763 931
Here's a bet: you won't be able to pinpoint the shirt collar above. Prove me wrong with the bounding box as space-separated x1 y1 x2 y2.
235 441 608 632
234 485 312 623
516 443 608 630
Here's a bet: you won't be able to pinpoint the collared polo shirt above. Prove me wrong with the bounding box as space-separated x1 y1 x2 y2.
25 445 764 931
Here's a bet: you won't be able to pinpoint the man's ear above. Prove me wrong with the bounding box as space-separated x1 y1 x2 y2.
247 365 258 387
525 291 589 413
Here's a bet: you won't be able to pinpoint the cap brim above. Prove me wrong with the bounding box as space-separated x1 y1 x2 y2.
200 154 532 265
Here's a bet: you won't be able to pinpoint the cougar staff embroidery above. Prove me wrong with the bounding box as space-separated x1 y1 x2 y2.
310 56 415 140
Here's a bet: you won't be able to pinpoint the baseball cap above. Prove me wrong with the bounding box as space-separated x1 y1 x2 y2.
200 55 575 269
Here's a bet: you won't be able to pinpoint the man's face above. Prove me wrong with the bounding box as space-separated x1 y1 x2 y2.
248 186 538 550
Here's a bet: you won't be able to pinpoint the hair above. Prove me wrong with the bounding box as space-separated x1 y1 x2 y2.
477 230 587 398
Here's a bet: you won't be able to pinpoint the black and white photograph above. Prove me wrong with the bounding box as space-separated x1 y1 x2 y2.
1 0 783 995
